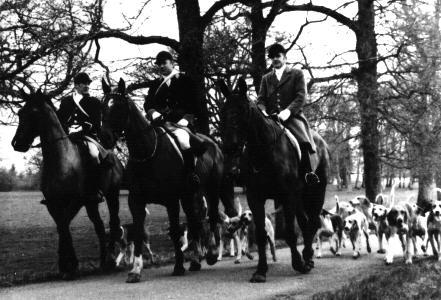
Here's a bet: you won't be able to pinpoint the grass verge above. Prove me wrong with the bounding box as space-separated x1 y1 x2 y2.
312 258 441 300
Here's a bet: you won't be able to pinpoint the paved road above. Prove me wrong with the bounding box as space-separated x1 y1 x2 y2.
2 235 415 300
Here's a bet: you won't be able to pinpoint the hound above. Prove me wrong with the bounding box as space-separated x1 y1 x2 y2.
385 203 415 265
343 210 371 259
427 200 441 260
371 203 390 254
316 209 344 258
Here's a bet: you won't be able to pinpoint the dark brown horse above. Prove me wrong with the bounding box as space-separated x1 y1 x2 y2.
219 78 330 283
11 90 124 279
100 78 234 283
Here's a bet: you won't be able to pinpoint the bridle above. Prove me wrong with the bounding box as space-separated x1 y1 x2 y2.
103 92 159 163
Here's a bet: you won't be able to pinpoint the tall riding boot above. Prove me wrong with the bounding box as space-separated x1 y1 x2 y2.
301 144 320 185
182 149 200 192
86 163 105 205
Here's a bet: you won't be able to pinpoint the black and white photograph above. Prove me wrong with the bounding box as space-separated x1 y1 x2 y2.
1 0 440 299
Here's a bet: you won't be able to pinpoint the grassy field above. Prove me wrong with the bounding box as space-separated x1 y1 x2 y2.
0 185 418 287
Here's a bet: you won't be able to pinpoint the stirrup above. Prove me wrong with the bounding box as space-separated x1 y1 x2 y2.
305 172 320 185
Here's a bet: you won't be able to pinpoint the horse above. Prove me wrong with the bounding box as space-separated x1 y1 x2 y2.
218 78 330 283
11 90 124 280
100 78 235 283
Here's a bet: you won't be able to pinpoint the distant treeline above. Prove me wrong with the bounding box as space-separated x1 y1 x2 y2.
0 165 40 191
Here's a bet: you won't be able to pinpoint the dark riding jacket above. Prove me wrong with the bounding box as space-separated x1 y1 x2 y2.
257 67 315 151
57 94 102 137
144 72 203 131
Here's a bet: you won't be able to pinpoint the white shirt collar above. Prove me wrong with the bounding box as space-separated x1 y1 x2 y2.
274 64 287 81
162 68 179 86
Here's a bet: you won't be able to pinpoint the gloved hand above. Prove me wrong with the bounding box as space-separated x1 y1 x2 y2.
151 111 162 120
277 109 291 122
177 118 189 126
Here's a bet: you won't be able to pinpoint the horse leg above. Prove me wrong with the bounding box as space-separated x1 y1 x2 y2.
167 200 186 276
181 194 203 272
85 203 107 270
248 194 268 283
299 183 325 269
126 193 146 283
104 187 123 269
205 185 221 265
283 195 310 274
47 201 82 280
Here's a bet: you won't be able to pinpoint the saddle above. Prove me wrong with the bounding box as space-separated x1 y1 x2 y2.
68 132 112 165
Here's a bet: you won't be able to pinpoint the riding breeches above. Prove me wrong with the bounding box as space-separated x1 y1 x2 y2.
170 128 191 150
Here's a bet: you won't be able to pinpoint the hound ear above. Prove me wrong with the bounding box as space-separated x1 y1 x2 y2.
117 78 126 94
102 77 111 95
375 194 383 205
217 80 231 99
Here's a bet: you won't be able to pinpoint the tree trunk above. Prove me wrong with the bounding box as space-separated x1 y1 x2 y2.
249 2 268 92
354 156 361 189
175 0 209 135
355 0 380 202
417 169 432 210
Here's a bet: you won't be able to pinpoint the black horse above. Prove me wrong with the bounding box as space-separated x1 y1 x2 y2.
11 90 124 279
219 78 330 283
100 78 234 283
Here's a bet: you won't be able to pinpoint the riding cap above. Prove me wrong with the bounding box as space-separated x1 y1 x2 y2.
155 51 174 65
74 72 92 85
268 43 286 59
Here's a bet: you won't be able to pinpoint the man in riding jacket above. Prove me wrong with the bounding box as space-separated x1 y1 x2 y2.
257 43 319 185
57 72 109 203
144 51 207 190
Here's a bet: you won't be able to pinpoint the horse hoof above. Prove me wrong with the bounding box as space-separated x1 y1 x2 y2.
126 272 141 283
377 249 386 254
189 261 201 272
249 272 266 283
172 266 185 276
305 260 314 269
206 253 218 266
234 260 241 264
292 262 310 274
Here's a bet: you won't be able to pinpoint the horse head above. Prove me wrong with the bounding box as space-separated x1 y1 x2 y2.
218 76 249 159
12 89 56 152
101 78 130 148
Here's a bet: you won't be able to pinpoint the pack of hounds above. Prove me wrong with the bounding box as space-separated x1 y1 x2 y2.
316 183 441 265
114 183 441 268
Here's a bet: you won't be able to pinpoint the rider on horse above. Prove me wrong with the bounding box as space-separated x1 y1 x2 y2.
144 51 207 190
257 43 319 185
57 72 111 203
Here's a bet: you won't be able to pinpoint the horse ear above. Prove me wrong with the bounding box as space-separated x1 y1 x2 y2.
102 77 111 95
117 78 126 94
235 77 247 96
216 80 231 99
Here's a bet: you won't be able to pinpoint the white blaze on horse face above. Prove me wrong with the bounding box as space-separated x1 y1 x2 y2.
107 99 114 108
180 229 189 252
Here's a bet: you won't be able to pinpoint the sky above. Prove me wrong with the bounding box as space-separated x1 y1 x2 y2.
0 0 361 172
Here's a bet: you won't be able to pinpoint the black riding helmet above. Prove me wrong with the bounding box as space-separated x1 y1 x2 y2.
268 43 286 59
155 51 174 65
74 72 92 85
